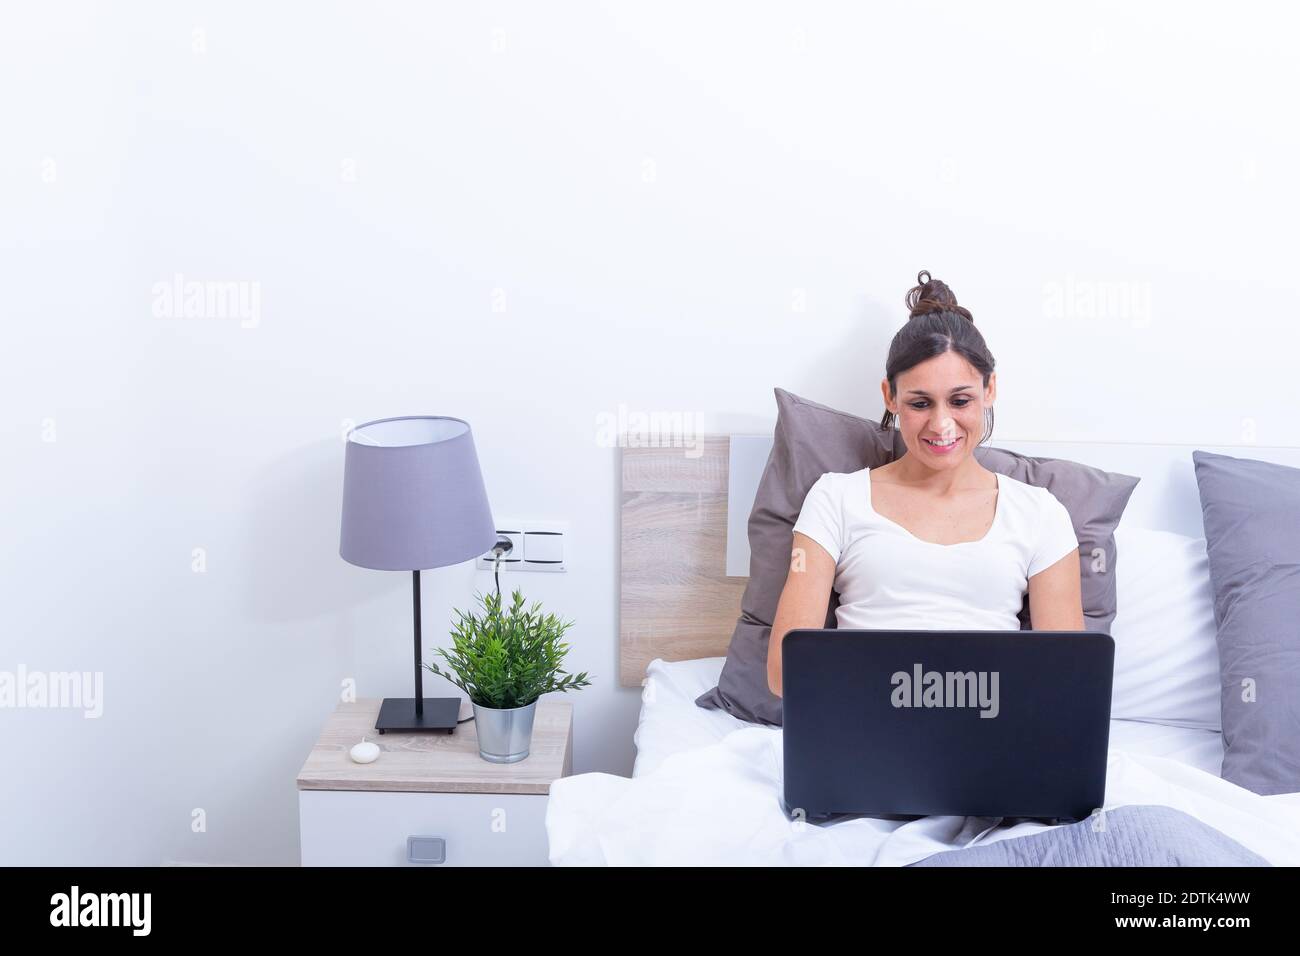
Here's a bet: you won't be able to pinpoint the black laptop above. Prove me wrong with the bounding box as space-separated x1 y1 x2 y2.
780 628 1114 824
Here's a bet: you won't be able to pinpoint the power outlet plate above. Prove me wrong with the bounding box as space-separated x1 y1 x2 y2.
477 520 567 572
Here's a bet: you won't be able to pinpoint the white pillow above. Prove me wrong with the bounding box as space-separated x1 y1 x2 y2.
1109 525 1222 730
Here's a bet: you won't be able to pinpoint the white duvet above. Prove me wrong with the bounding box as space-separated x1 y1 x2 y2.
545 658 1300 866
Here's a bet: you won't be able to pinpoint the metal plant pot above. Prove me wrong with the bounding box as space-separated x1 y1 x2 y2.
471 699 537 763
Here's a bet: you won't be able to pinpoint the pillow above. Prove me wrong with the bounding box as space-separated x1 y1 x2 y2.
693 388 904 725
971 445 1139 635
1109 526 1222 730
696 386 1139 726
1193 449 1300 795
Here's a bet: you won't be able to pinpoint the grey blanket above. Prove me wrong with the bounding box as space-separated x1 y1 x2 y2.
908 804 1270 866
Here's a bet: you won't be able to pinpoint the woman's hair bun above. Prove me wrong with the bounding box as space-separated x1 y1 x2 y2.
906 269 974 322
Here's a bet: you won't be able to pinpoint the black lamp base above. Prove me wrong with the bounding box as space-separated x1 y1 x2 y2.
375 697 460 734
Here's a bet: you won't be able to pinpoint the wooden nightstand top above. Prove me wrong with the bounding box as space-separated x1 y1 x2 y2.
296 698 573 795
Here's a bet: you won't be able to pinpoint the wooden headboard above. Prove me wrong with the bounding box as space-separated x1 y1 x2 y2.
618 436 746 686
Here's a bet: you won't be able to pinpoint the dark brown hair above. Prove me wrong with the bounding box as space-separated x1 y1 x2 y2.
879 270 997 442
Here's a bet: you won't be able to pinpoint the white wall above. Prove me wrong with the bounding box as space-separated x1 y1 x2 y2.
2 1 1297 865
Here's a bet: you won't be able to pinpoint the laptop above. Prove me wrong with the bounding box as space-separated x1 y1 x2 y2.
780 628 1115 824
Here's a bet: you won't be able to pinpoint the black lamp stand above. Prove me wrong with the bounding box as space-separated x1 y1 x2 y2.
374 570 460 734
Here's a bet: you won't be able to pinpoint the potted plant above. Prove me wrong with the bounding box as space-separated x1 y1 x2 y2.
424 587 591 763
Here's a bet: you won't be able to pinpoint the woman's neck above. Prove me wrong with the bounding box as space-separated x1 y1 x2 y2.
887 453 992 495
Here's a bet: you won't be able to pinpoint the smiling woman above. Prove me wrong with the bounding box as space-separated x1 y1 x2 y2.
881 269 995 447
765 271 1085 697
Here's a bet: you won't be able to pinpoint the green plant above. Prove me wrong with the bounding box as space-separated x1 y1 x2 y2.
424 588 591 709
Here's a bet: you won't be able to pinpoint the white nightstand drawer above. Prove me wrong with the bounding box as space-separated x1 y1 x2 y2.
299 789 551 866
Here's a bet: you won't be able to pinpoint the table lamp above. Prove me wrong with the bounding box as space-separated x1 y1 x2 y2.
339 415 499 733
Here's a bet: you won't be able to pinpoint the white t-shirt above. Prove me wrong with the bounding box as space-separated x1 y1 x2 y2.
791 467 1080 631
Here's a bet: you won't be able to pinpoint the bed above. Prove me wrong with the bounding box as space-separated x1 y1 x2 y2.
545 434 1300 866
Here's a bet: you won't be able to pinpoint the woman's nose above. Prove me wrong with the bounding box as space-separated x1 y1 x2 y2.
931 415 957 438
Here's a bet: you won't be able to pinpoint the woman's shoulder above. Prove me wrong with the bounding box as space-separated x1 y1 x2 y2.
812 465 873 485
804 467 871 505
992 469 1036 495
991 470 1068 518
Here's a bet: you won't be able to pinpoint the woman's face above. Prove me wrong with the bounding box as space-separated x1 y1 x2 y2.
881 351 996 469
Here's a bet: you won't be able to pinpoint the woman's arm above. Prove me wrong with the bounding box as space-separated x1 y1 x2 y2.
1027 550 1085 631
766 531 837 697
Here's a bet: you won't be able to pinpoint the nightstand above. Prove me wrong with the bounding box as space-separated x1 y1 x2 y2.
297 697 573 866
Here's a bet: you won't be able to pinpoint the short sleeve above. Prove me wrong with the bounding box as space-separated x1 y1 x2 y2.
792 473 843 563
1028 490 1080 578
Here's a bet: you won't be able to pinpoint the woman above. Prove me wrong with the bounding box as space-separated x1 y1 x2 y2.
766 271 1085 697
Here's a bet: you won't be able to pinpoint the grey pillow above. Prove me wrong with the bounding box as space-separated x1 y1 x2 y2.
696 388 1139 726
694 388 904 725
972 445 1140 636
1193 450 1300 796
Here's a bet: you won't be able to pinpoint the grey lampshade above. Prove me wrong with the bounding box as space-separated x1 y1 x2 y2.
339 416 497 571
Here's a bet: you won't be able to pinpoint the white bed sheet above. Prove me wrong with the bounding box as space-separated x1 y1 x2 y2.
547 657 1300 866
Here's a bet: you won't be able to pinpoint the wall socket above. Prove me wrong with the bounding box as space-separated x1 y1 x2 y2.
477 520 567 573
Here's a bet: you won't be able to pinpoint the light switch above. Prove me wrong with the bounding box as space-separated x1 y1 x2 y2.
523 531 563 565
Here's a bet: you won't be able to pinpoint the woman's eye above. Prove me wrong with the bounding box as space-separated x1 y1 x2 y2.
909 399 971 410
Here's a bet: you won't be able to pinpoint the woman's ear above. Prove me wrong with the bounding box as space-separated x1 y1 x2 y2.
880 377 893 415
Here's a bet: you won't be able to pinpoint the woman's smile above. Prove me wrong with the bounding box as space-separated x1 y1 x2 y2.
923 435 962 454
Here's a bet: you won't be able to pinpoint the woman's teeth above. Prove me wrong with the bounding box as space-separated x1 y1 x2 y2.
925 437 958 446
